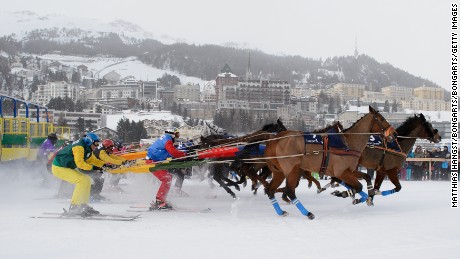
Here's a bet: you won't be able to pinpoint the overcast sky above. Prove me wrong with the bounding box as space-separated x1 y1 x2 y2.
2 0 452 89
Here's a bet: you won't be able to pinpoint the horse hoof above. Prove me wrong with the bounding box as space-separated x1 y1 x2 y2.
331 190 340 197
307 212 315 220
352 199 361 205
318 188 326 194
366 198 374 206
280 211 289 217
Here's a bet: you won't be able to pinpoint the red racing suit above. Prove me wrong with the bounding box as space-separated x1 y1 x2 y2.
147 134 186 202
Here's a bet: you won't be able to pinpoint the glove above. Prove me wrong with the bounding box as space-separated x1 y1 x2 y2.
92 166 104 173
102 164 119 171
122 160 135 167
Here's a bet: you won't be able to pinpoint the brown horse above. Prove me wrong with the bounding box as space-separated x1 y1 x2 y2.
364 113 441 202
198 119 287 198
264 106 395 218
329 113 442 205
229 121 344 197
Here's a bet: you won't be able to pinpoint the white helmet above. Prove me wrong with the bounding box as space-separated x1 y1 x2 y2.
165 128 179 135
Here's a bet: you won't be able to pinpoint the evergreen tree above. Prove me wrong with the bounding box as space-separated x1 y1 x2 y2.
392 100 398 112
172 121 181 128
75 100 85 112
75 117 85 133
383 100 390 112
95 105 102 113
157 73 181 88
31 75 39 93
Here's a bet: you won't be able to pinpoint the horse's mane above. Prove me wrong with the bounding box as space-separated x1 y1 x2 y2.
313 121 343 133
396 113 435 138
261 123 276 131
342 107 381 132
396 114 423 136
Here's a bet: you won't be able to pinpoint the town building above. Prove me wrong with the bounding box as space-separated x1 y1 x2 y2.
332 83 365 101
33 81 80 105
381 86 413 101
413 86 445 100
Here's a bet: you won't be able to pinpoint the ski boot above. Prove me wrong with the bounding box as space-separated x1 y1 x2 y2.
149 200 174 211
68 204 100 216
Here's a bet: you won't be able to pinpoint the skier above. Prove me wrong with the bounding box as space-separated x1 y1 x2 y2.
89 139 129 200
169 139 196 197
51 133 108 216
108 141 127 191
37 133 58 183
38 133 58 161
146 128 187 210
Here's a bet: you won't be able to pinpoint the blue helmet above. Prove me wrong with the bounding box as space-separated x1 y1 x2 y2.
83 132 101 146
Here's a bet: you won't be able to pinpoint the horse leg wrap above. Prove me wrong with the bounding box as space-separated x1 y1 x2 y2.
358 191 368 203
270 198 285 216
381 189 396 196
292 198 313 218
366 184 375 196
346 189 355 199
340 181 351 190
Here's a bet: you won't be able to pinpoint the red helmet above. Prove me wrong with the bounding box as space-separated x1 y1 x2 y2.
102 139 114 149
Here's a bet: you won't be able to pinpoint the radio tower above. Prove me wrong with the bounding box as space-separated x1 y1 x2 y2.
246 51 252 80
354 35 359 59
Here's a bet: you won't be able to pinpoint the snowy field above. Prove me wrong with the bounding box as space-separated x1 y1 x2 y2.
0 167 459 259
39 54 206 86
104 110 184 132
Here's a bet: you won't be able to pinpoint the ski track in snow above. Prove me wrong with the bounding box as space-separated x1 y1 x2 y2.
0 170 459 259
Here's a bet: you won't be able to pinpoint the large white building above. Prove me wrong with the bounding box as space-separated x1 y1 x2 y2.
34 81 79 105
400 98 450 111
333 83 365 100
381 86 413 101
413 86 445 100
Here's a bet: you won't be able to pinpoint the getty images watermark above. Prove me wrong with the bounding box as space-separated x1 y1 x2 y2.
452 3 459 208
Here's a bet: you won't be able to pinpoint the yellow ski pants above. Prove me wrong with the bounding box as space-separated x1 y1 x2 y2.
52 165 91 205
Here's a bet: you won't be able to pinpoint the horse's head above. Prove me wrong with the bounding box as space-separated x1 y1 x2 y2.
418 113 442 143
201 122 227 137
277 118 288 132
261 118 287 133
368 106 396 142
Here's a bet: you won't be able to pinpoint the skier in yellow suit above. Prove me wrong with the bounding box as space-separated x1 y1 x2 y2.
89 139 129 200
51 133 106 216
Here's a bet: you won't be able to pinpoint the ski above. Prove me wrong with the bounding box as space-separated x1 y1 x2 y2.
128 206 211 213
31 215 138 221
43 212 141 219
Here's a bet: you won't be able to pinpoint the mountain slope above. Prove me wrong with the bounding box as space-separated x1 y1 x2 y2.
0 10 440 90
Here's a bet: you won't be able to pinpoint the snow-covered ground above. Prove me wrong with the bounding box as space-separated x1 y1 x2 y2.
0 165 458 259
39 54 206 86
104 110 184 131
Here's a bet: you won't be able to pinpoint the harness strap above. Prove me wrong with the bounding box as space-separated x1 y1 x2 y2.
372 146 408 158
319 136 330 174
327 148 361 157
